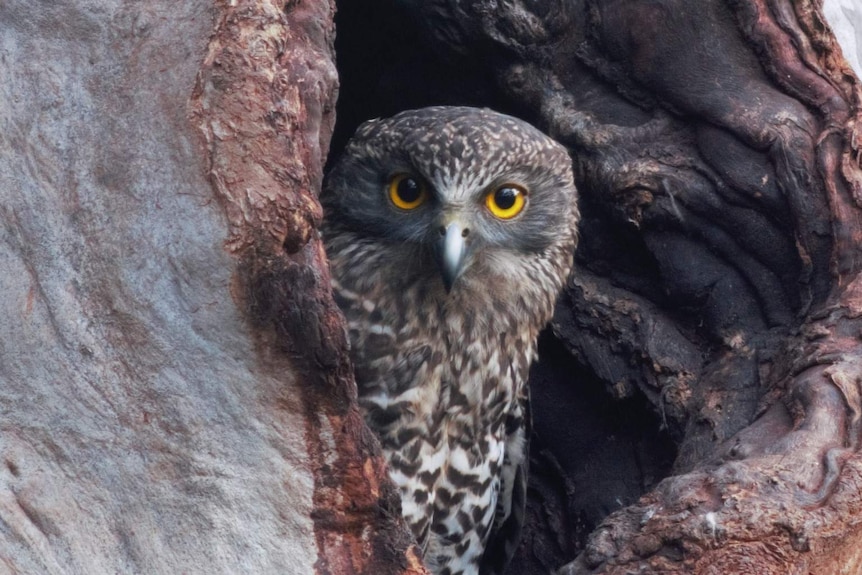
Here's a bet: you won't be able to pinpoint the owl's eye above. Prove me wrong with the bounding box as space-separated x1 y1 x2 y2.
388 174 428 210
485 185 527 219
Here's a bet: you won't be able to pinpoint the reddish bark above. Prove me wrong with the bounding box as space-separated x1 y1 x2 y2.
191 1 425 573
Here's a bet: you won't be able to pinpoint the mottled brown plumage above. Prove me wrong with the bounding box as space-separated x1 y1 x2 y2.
322 107 578 575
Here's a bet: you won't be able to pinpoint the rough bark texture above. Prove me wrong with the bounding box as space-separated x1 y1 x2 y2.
190 2 425 573
3 1 861 574
0 1 422 573
332 0 862 573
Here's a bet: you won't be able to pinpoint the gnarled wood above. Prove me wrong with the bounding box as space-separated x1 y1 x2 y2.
332 0 862 573
2 0 861 574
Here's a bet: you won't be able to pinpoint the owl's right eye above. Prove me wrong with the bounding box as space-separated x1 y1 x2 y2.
388 174 428 210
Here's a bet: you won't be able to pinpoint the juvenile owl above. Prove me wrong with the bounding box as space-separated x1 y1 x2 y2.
322 107 579 575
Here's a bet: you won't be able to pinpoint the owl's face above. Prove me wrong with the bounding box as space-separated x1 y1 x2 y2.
323 107 577 295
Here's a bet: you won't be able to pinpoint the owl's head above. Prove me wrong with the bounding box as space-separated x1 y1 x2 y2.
323 107 578 297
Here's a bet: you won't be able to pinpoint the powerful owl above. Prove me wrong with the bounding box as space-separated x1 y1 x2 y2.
322 107 579 575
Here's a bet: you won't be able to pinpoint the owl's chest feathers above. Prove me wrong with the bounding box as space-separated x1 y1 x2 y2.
327 234 545 437
358 283 532 429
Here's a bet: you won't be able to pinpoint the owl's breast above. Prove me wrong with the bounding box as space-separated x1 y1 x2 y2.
327 234 542 572
326 229 538 432
344 290 528 439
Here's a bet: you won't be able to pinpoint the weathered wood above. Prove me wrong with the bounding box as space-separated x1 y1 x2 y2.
2 0 860 573
333 0 862 572
0 1 422 572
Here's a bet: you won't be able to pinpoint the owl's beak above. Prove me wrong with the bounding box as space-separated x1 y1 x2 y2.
438 222 466 293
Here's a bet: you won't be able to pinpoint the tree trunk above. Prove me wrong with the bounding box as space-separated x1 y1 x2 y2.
332 0 862 573
3 1 862 575
0 1 421 573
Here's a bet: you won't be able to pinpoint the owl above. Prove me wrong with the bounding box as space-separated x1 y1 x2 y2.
322 107 579 575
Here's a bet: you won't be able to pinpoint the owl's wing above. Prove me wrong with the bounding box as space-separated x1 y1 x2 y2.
479 391 530 575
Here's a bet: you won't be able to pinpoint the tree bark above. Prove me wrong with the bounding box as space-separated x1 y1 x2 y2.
3 1 862 575
0 1 422 573
333 0 862 573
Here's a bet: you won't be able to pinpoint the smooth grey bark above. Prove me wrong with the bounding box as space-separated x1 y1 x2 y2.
0 2 319 572
824 0 862 75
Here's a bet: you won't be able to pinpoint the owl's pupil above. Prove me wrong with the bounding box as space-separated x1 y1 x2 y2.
397 178 422 202
495 188 517 209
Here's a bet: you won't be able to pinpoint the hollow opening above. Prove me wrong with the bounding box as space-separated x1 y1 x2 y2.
331 2 679 572
519 332 678 570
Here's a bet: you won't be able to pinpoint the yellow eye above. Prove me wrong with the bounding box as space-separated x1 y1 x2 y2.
485 185 526 219
388 174 428 210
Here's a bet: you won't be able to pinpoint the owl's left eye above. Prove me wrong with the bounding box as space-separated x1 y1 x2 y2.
485 185 527 219
388 174 428 210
